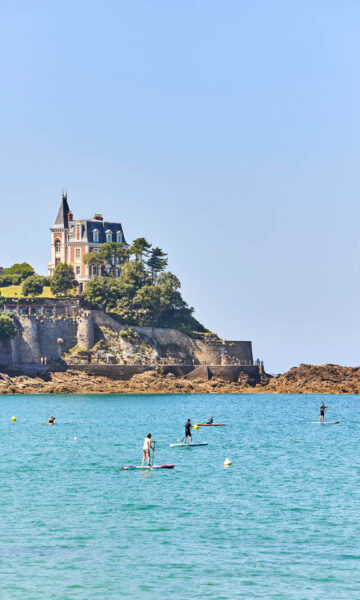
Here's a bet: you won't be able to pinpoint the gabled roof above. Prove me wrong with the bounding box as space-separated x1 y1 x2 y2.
55 194 70 228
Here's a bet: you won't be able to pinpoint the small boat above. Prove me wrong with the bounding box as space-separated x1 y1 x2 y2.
195 423 226 427
122 464 175 470
170 442 208 447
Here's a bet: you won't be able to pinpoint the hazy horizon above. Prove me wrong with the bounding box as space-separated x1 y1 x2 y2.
1 1 359 373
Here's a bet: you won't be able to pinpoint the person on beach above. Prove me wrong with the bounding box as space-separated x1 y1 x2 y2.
142 433 154 467
47 415 56 425
184 419 192 444
319 402 328 423
207 416 214 424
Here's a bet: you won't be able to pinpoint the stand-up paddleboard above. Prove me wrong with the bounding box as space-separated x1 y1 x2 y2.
170 442 208 447
195 424 226 427
122 465 175 470
306 421 340 424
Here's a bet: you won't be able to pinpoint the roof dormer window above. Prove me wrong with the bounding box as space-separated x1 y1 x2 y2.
93 229 99 243
106 230 112 243
116 231 122 243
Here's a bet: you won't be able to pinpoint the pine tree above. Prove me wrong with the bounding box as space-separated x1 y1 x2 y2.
147 247 168 281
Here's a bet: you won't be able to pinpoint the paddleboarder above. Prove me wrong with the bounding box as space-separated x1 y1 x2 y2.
47 415 56 425
207 416 214 424
319 402 328 423
184 419 192 444
142 433 155 467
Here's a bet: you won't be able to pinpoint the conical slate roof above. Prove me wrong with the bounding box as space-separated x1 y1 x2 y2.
55 193 70 228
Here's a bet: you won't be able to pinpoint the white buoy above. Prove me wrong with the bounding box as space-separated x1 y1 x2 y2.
224 458 232 467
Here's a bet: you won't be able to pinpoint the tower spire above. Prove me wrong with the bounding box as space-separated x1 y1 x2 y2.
55 192 70 228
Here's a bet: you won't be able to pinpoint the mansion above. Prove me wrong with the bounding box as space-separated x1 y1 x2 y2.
48 194 126 290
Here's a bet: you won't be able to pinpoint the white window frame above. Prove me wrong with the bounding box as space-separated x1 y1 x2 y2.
75 266 81 275
106 230 112 243
93 229 99 243
116 231 122 243
75 248 81 261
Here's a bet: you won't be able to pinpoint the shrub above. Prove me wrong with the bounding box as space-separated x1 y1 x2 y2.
22 275 44 297
0 314 17 339
0 275 20 287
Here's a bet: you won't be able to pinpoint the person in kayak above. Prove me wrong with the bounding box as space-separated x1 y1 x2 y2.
207 416 214 424
184 419 192 444
142 433 154 467
47 415 56 425
319 402 328 423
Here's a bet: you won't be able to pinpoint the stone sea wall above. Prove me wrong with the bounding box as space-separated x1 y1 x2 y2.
0 310 255 373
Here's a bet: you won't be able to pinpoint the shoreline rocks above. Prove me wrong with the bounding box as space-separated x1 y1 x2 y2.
0 364 359 395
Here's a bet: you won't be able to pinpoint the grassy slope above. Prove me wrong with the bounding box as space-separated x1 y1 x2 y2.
0 285 54 298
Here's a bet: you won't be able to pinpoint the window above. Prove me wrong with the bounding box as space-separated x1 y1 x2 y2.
93 229 99 243
55 239 61 253
106 230 112 242
75 248 81 260
116 231 122 243
76 266 81 275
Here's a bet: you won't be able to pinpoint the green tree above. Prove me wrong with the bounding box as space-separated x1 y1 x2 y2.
147 247 168 281
22 275 44 297
83 242 129 277
116 261 151 298
132 284 163 324
129 237 152 262
3 263 34 280
83 251 104 275
50 263 77 296
82 277 121 309
0 314 17 339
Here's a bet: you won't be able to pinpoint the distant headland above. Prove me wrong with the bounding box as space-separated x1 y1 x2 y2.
0 194 264 386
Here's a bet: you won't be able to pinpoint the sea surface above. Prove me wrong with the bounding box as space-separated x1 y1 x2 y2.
0 393 359 600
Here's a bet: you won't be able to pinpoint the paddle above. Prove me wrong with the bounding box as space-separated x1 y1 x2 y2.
151 441 156 467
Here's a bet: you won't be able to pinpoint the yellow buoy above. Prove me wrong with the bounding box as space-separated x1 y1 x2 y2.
11 416 16 422
224 458 232 467
193 424 199 430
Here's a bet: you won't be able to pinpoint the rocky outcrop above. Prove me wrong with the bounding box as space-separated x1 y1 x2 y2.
0 363 358 395
263 364 360 394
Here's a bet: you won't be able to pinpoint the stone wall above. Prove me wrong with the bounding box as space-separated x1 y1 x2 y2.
54 364 259 382
0 316 77 366
0 309 257 370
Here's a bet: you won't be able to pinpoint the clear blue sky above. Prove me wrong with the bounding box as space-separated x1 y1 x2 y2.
0 1 359 372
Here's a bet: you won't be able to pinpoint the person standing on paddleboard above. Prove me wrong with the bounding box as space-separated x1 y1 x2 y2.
320 402 328 423
184 419 192 444
142 433 154 467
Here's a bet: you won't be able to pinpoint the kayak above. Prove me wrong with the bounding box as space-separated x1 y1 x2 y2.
196 423 226 426
122 465 175 470
170 442 208 447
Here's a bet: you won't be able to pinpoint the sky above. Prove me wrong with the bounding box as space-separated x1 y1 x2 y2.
0 0 359 373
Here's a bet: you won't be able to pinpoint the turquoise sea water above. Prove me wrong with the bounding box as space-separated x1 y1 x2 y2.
0 393 359 599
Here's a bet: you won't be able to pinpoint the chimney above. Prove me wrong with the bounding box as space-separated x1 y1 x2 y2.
94 214 103 221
